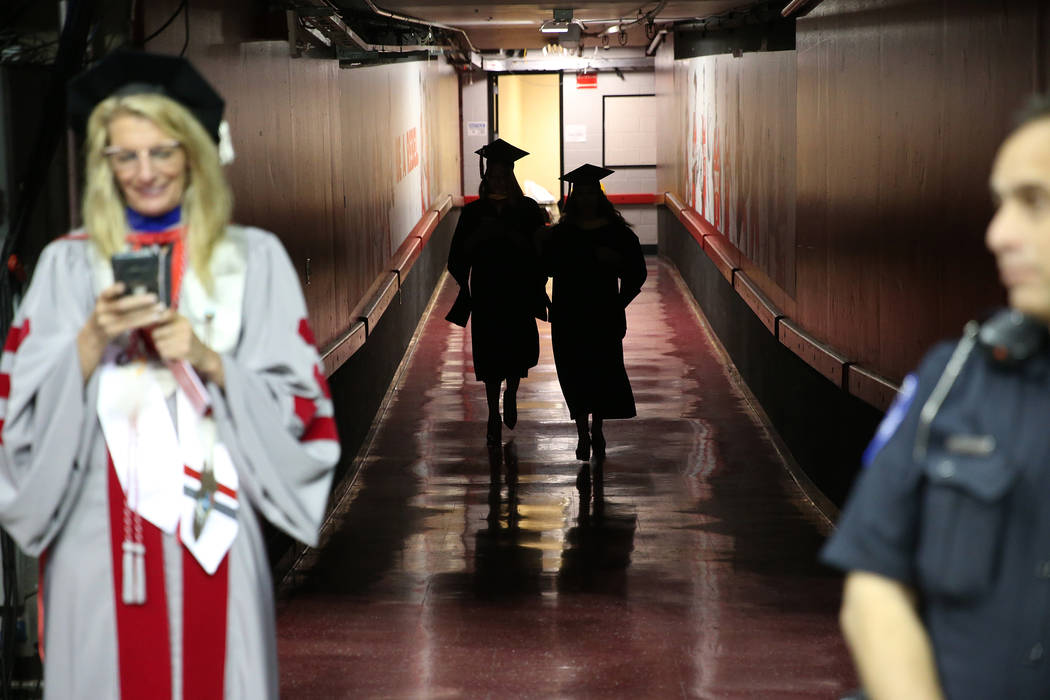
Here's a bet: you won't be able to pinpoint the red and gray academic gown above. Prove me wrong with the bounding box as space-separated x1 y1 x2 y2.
0 225 339 699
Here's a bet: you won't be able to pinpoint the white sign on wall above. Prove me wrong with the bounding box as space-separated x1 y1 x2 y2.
564 124 587 143
467 121 487 136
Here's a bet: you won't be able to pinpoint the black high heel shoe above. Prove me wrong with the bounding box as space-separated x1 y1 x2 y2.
592 433 606 459
503 390 517 429
575 434 591 461
487 416 502 446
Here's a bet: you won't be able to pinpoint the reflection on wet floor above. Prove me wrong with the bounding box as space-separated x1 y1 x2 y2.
277 259 856 699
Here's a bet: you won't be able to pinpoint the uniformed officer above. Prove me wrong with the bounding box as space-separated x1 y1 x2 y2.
822 97 1050 700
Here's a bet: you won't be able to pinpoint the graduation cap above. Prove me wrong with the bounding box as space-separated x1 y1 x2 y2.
476 138 528 178
68 50 224 142
560 163 615 185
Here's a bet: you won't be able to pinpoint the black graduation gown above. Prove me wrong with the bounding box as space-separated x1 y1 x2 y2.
447 197 548 382
543 219 646 420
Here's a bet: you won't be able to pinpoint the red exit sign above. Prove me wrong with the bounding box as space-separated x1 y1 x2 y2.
576 72 597 89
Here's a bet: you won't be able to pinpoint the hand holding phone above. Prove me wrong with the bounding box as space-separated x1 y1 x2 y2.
111 248 171 306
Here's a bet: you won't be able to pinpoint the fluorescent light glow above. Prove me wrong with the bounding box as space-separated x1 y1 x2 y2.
540 26 569 33
606 25 622 34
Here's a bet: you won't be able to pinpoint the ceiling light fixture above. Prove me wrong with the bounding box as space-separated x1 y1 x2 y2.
540 9 586 37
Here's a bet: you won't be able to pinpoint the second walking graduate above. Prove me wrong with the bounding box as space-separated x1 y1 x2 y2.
446 139 549 445
543 165 646 461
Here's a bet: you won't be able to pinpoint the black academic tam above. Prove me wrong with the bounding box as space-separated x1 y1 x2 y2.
68 49 224 141
561 163 614 185
475 139 529 166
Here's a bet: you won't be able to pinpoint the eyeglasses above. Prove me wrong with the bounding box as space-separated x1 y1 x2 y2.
103 141 183 174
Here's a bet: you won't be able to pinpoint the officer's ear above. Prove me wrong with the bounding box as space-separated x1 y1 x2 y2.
977 309 1048 365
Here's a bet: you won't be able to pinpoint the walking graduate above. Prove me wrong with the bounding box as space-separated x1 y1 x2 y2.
446 139 549 445
543 164 646 461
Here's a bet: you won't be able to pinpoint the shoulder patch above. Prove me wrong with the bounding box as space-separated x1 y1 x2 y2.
862 373 919 467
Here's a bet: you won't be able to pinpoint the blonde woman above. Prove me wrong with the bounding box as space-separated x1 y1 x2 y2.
0 51 338 698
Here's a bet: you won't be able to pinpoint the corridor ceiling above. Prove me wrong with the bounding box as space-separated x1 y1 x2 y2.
372 2 765 49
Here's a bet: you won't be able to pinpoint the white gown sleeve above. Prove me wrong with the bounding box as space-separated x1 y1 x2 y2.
0 239 98 555
210 230 339 546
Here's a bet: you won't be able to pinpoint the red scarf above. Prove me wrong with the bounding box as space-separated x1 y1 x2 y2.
125 226 187 309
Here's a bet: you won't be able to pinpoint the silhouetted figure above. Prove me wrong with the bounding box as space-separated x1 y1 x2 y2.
447 139 549 445
542 164 646 461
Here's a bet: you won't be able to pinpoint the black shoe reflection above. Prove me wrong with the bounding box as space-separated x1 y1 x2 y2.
558 460 635 595
474 441 540 597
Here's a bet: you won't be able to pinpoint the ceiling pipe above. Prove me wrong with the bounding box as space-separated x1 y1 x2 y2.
362 0 482 60
645 28 667 56
292 0 455 56
609 0 668 33
781 0 824 17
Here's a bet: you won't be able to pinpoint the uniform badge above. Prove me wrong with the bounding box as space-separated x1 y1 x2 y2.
862 373 918 467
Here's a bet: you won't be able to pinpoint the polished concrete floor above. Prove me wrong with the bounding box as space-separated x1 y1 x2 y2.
276 259 856 698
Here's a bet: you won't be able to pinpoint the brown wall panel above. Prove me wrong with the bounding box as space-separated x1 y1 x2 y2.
142 0 460 356
792 27 828 345
936 1 1037 344
802 1 882 372
662 0 1049 386
795 0 1039 380
869 0 946 378
289 57 339 343
732 53 797 296
336 64 396 327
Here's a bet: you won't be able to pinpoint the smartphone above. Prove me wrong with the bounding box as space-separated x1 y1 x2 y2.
111 248 171 305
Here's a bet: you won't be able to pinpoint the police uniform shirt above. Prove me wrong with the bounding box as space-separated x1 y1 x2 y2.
821 338 1050 700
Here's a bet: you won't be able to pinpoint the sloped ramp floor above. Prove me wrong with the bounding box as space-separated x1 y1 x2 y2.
277 258 856 699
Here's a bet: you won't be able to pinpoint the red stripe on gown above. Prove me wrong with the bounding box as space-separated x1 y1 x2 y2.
182 548 229 700
293 395 318 430
2 319 29 354
107 456 172 700
313 366 331 399
1 320 31 445
302 416 338 442
297 318 317 347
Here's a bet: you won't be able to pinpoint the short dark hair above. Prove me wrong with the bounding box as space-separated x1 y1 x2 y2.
1013 93 1050 129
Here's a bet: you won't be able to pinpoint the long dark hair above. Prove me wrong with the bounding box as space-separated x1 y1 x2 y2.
478 163 525 201
560 186 632 228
